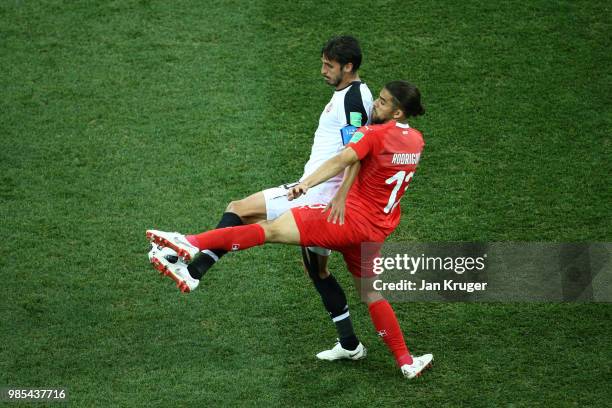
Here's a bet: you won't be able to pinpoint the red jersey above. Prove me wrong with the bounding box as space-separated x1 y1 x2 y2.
346 121 424 237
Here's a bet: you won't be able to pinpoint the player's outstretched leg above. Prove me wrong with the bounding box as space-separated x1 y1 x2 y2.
354 276 433 379
187 192 267 280
146 210 302 292
147 223 268 264
146 225 264 292
147 221 265 260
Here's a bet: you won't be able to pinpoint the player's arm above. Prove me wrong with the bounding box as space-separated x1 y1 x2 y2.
288 148 359 200
324 161 361 224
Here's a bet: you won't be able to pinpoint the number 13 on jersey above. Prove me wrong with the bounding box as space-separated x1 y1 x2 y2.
384 171 414 213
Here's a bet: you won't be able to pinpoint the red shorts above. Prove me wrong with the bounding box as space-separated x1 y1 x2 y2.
290 204 385 277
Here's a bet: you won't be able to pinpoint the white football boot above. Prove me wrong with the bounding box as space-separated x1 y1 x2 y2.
146 229 199 262
148 243 179 264
149 246 199 293
316 341 367 361
400 354 433 379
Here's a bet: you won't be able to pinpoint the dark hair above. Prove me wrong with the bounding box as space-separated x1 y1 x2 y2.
321 35 362 72
385 80 425 117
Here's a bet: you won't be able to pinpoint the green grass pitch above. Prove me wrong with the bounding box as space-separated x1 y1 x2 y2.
1 0 610 406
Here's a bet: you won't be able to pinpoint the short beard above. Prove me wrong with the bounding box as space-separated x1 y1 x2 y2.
371 115 385 124
327 74 342 87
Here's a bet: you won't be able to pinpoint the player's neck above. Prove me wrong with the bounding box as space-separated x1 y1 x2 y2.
335 73 360 91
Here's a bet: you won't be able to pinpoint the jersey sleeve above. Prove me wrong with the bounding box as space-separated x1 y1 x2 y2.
344 83 369 126
347 126 377 160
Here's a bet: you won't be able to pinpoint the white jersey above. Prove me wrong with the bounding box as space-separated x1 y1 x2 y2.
301 81 373 183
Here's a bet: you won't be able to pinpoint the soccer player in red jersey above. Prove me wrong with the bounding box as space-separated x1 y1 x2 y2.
147 80 433 378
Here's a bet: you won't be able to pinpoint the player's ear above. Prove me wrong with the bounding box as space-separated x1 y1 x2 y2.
392 108 405 121
342 62 354 73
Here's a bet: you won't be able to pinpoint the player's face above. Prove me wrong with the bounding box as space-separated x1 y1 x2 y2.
320 56 344 87
372 88 401 124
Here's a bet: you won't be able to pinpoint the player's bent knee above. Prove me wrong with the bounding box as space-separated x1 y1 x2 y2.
226 193 267 223
225 200 242 215
226 199 258 221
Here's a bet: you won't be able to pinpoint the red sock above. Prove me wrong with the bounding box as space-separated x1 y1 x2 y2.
186 224 265 252
368 299 413 366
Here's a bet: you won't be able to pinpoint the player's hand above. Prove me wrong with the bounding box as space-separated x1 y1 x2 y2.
323 195 346 225
288 183 309 201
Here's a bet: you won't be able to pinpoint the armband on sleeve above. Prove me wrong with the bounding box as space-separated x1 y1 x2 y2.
340 125 357 145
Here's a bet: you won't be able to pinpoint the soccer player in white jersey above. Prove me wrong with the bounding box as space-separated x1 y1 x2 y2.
151 36 373 360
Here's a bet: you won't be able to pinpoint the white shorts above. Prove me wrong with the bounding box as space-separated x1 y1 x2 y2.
262 180 341 257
